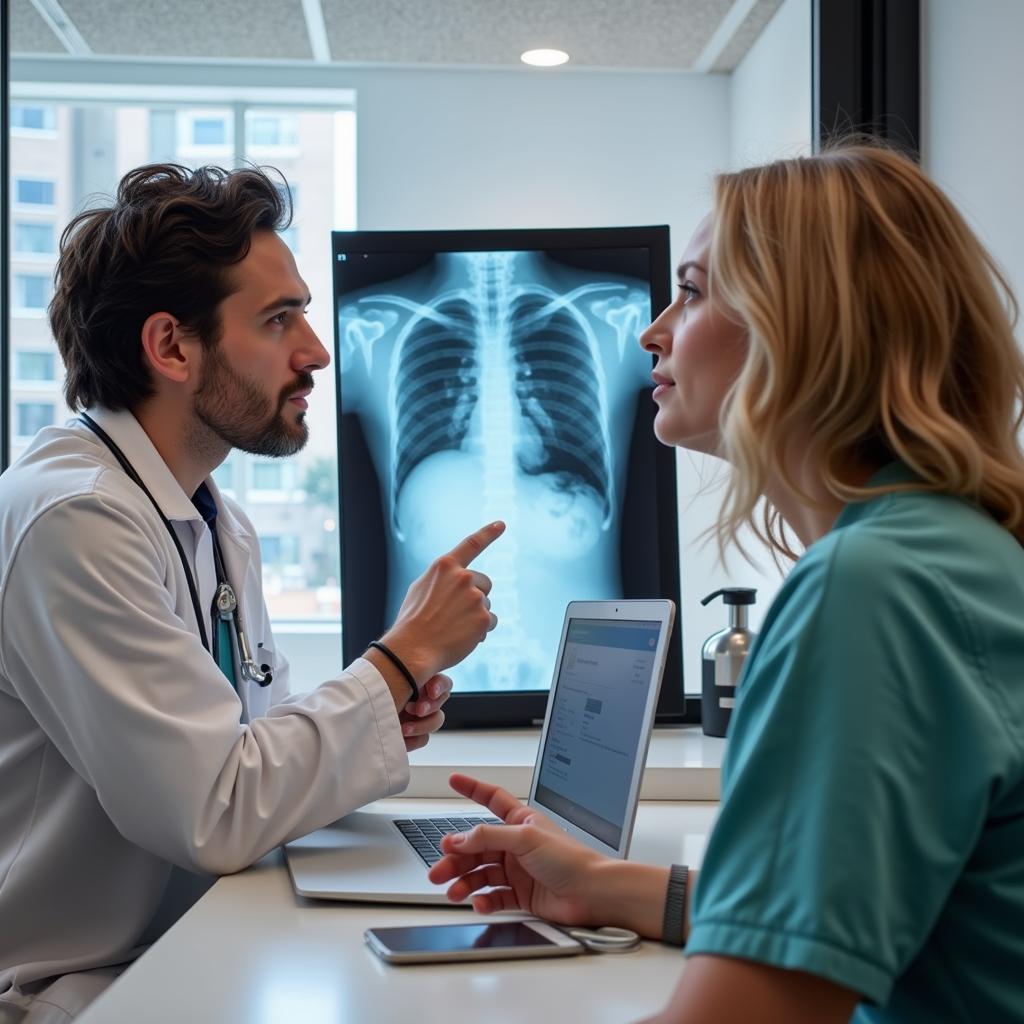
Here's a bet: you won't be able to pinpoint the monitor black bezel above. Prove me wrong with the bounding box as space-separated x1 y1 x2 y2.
331 225 685 727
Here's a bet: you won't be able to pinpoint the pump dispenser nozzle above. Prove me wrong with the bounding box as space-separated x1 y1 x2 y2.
700 588 758 737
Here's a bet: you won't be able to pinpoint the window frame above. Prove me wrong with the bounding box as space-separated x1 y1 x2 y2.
4 66 356 642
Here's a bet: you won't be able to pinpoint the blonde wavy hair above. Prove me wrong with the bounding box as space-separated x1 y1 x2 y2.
710 143 1024 561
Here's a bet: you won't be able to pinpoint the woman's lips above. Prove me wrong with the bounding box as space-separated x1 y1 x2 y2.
652 374 674 399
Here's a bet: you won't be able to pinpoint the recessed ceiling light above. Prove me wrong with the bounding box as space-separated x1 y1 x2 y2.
520 48 570 67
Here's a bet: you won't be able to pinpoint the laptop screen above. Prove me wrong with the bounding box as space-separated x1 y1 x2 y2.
533 616 663 848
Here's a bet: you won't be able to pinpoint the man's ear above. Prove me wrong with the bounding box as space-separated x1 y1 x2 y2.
140 312 199 386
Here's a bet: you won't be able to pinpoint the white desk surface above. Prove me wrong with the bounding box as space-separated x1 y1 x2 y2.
408 726 725 800
77 800 718 1024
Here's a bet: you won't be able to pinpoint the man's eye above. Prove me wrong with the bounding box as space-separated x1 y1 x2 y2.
269 312 287 326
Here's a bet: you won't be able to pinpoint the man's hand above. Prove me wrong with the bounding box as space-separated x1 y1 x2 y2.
398 673 453 752
381 521 505 684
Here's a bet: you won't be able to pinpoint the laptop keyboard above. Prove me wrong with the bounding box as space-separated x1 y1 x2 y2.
394 816 502 866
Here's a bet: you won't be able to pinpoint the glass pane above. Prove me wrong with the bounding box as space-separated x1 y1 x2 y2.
252 462 284 490
11 105 56 131
192 116 227 145
14 274 50 309
7 99 355 628
15 178 55 205
16 401 55 438
246 112 298 148
14 222 55 254
15 351 56 381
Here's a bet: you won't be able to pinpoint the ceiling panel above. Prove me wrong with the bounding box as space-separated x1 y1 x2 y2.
11 0 66 54
8 0 786 72
59 0 314 60
321 0 733 69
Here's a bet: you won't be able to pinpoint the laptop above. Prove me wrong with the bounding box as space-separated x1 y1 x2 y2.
284 599 676 904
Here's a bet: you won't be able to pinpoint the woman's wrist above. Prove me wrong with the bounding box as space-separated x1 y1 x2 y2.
586 859 671 940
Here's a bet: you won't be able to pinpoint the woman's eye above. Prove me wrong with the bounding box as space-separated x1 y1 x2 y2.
678 282 699 303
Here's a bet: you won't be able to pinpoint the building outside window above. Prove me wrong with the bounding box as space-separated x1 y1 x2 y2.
10 105 56 132
190 115 229 146
15 351 56 383
251 462 285 492
212 458 235 495
7 90 356 627
14 178 56 206
14 222 56 256
13 274 51 312
246 112 299 149
16 402 56 439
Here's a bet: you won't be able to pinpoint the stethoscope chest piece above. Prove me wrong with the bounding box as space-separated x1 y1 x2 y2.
215 581 238 619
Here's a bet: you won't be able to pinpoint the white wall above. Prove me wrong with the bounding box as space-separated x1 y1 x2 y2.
352 67 727 245
922 0 1024 328
669 0 813 696
730 0 812 167
343 66 735 697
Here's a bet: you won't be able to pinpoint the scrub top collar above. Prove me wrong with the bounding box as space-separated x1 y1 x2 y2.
832 460 923 532
80 407 227 529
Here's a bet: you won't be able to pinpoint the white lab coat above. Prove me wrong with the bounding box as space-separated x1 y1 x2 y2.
0 408 409 1019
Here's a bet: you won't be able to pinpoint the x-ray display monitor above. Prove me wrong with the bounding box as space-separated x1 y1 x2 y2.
333 228 681 708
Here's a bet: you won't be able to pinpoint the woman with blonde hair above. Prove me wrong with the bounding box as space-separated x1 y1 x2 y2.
429 143 1024 1023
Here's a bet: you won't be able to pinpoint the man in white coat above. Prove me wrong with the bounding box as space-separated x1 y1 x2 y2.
0 164 503 1023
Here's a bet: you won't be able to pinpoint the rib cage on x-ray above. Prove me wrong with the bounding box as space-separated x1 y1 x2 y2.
340 250 651 691
385 254 617 540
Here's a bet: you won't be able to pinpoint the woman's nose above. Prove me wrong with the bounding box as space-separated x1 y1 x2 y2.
639 312 673 354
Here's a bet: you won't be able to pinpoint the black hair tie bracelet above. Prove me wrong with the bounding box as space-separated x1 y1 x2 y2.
367 640 421 705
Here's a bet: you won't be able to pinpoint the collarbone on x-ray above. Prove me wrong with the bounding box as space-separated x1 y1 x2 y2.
339 248 653 692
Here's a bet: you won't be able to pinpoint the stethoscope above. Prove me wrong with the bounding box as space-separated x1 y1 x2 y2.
79 414 273 687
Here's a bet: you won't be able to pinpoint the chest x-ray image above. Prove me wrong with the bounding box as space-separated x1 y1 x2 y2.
333 230 677 696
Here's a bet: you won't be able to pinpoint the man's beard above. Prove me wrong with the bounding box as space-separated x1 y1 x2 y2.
193 343 312 458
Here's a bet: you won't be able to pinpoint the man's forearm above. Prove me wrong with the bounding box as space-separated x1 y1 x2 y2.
362 647 416 711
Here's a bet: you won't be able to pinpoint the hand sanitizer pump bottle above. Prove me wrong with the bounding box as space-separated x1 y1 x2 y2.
700 588 757 738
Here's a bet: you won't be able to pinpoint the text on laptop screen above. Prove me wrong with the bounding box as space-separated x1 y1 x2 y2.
534 617 662 847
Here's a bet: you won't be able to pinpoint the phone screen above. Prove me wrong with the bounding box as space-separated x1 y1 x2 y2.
372 921 556 953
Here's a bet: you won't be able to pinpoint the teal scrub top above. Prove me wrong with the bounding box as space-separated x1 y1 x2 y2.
687 464 1024 1022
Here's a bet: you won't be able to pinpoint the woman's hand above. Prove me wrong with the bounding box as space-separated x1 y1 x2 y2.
428 773 609 926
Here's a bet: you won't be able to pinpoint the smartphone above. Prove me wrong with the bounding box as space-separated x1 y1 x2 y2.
364 919 584 965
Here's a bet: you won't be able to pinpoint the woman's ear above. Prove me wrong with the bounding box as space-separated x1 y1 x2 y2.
140 312 197 387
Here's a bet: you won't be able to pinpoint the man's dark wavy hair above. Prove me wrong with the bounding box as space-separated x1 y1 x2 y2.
49 163 291 411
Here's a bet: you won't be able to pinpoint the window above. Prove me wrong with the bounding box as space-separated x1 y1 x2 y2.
14 274 51 312
279 225 298 253
274 183 299 220
16 402 56 438
251 462 284 491
11 105 56 132
15 351 56 382
7 95 355 626
260 535 301 567
190 116 229 146
14 222 56 255
15 178 56 206
246 112 298 148
212 459 235 493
